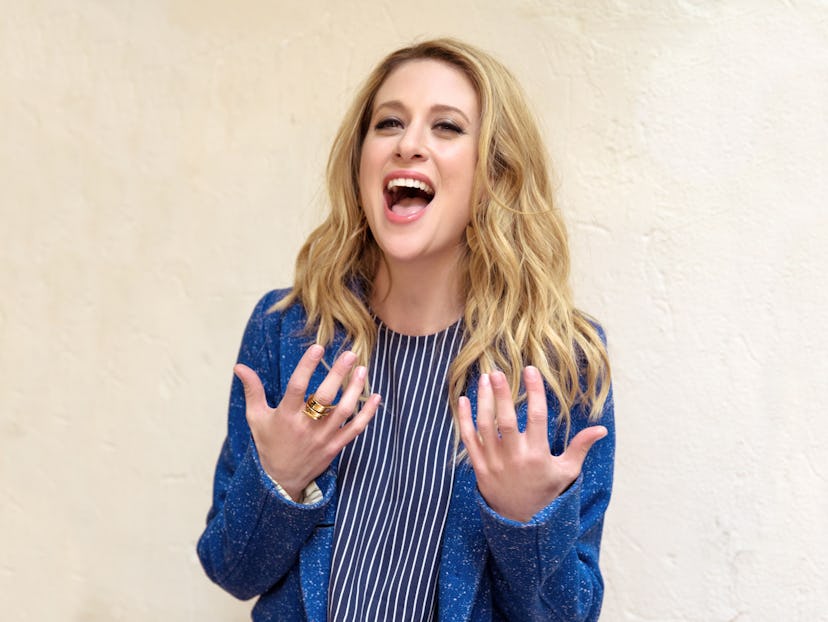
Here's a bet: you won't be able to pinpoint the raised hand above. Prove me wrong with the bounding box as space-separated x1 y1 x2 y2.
458 366 607 523
234 345 381 501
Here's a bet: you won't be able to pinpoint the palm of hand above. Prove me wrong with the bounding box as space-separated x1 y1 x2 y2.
458 367 607 523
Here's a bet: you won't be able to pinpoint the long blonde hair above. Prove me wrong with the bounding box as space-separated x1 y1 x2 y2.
276 38 610 437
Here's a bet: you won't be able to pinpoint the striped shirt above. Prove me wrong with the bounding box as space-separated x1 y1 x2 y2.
327 317 464 621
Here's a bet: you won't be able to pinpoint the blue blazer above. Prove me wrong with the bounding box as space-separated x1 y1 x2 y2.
198 290 615 621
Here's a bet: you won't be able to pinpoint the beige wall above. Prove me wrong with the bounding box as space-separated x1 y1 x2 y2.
2 1 826 619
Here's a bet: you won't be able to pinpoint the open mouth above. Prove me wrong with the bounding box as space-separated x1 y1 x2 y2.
384 177 435 219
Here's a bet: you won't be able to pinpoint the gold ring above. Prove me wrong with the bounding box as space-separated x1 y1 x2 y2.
306 393 335 414
302 393 335 420
302 404 325 420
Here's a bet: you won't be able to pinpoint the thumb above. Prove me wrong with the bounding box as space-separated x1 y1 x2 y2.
564 425 608 470
233 363 268 413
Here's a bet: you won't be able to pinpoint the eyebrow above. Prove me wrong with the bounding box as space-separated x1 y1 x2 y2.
373 100 472 125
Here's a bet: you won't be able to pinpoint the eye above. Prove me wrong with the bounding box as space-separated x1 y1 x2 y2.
374 117 403 131
434 120 465 135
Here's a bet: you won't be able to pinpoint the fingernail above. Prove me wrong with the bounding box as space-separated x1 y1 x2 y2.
480 373 490 387
309 344 324 359
490 371 504 387
355 366 366 379
525 366 539 381
342 351 356 365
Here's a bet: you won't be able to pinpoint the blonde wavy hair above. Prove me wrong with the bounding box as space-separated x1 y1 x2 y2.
276 38 610 438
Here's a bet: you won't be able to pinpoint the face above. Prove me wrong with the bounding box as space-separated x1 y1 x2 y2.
358 59 480 271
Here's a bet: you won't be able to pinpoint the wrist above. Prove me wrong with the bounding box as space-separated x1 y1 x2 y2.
281 483 305 503
264 466 306 502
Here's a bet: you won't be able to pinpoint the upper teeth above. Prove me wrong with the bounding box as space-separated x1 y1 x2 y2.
386 178 434 195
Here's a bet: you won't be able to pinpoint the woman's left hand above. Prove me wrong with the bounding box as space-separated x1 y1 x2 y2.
458 366 607 523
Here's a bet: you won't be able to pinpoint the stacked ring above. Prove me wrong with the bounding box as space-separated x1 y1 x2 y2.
302 393 335 421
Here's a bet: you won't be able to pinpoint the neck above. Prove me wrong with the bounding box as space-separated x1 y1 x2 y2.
370 255 465 336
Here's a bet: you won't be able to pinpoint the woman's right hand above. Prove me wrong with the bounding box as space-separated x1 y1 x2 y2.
233 345 381 502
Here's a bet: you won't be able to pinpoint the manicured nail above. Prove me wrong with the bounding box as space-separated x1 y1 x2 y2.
309 344 324 359
490 371 504 387
342 351 356 365
480 373 490 387
355 366 366 379
525 366 539 381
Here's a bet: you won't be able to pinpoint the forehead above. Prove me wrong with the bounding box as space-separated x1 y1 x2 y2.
373 59 479 117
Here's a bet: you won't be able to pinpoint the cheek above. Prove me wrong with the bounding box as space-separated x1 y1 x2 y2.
357 163 372 208
455 158 477 206
452 145 478 188
358 144 381 197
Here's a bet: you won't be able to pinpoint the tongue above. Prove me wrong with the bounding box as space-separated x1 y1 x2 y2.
390 195 429 216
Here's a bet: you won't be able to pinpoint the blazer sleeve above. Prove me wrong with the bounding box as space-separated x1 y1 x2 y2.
479 339 616 621
196 291 333 600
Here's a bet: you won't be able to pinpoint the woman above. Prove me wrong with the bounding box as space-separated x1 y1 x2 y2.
198 39 614 622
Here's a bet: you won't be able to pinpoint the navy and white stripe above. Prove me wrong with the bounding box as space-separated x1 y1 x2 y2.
328 318 464 622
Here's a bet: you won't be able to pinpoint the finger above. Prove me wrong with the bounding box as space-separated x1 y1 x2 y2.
312 350 358 405
329 365 368 424
562 425 608 472
490 371 520 449
233 364 269 414
283 344 326 410
475 373 498 450
457 395 486 470
523 366 550 448
336 392 381 447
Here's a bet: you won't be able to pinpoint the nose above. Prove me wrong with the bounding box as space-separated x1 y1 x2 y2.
395 124 427 161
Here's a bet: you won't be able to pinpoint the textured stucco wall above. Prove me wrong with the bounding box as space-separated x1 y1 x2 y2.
2 1 826 620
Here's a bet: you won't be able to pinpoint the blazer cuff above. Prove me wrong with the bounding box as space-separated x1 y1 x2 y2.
477 474 583 581
264 471 324 506
246 440 330 510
